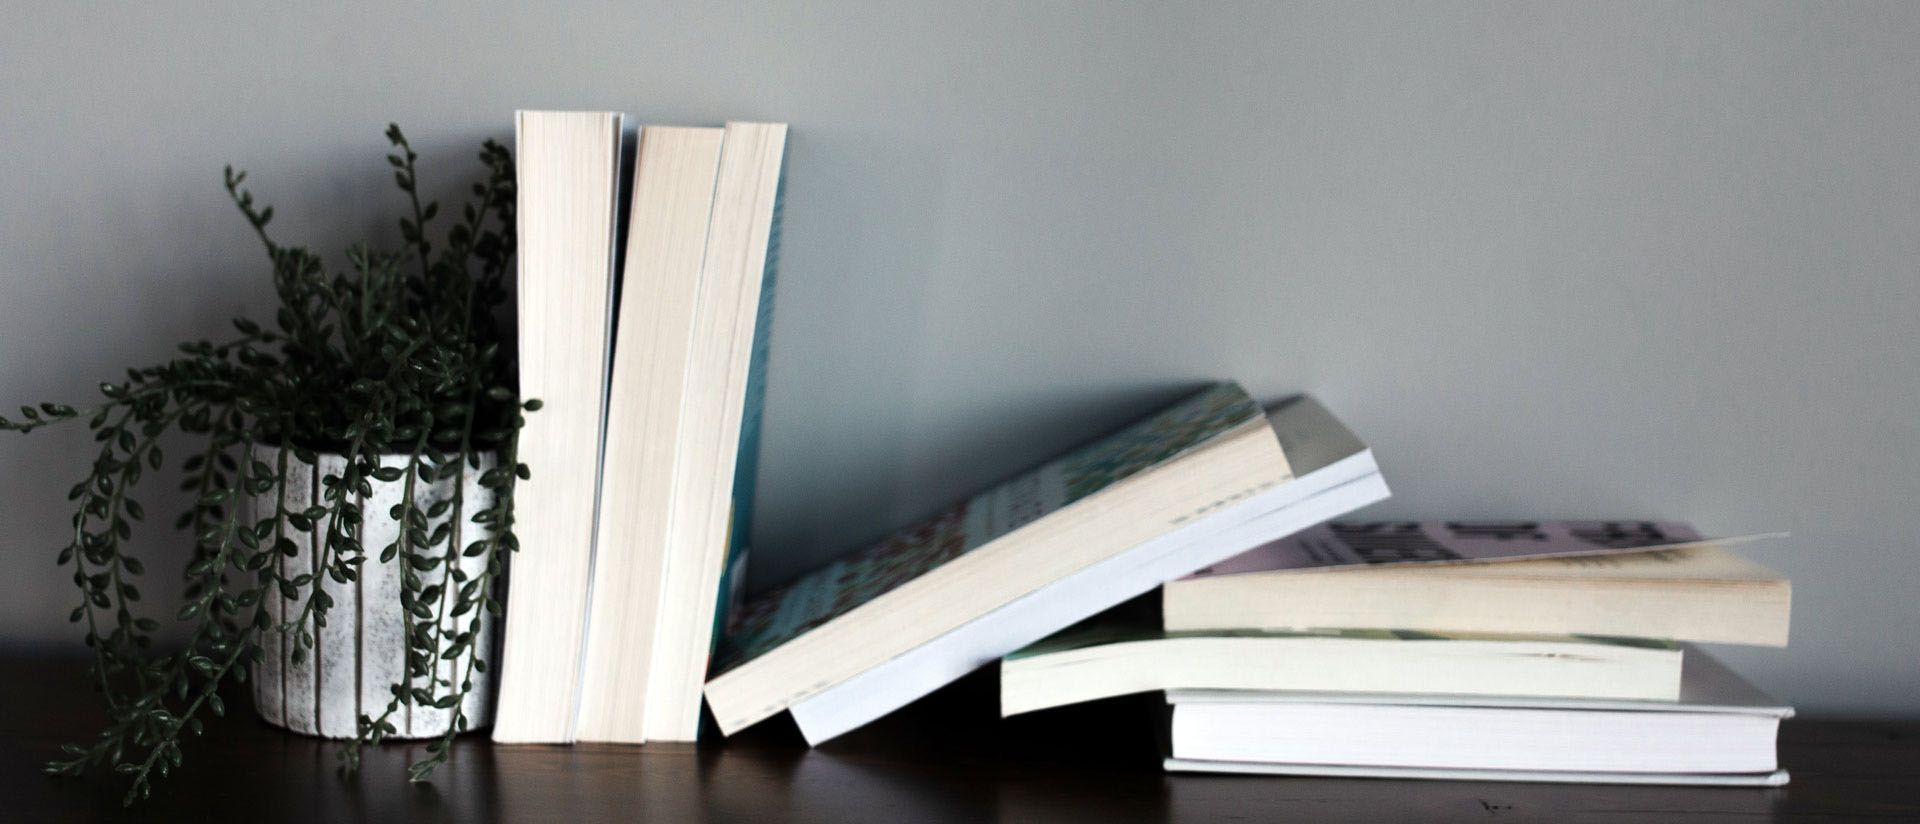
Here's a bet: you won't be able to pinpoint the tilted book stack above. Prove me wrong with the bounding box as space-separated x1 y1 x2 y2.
488 111 1794 785
1001 522 1795 785
703 385 1388 744
494 112 785 744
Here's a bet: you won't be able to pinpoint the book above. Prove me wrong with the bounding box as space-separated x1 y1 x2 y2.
1164 523 1791 645
702 387 1390 744
1160 760 1789 787
564 122 787 743
1163 646 1791 783
769 395 1390 744
493 110 629 744
1001 623 1682 716
633 122 786 742
572 125 726 743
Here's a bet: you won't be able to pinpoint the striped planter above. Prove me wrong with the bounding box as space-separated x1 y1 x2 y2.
243 446 499 739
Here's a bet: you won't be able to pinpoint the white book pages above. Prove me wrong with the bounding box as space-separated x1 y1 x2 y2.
493 110 625 744
642 121 787 743
1165 645 1793 716
575 125 726 743
789 464 1388 744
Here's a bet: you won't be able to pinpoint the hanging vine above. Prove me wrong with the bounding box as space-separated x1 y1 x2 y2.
5 125 533 803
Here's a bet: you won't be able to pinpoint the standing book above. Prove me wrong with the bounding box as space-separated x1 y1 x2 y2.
573 125 727 743
633 122 786 742
493 110 628 744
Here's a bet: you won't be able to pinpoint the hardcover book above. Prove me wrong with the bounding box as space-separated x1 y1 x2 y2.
1163 646 1791 784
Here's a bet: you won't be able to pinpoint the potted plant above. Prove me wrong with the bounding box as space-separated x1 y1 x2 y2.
4 125 536 803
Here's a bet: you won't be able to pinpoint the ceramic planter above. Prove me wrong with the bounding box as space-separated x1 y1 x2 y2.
242 445 498 739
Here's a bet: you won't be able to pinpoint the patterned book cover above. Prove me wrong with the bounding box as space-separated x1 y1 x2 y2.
710 381 1264 675
709 159 784 650
1185 521 1709 578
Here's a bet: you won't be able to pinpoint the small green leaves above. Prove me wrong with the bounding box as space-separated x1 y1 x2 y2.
26 124 527 803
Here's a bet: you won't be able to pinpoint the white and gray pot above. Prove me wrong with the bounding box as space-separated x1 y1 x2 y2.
242 445 498 739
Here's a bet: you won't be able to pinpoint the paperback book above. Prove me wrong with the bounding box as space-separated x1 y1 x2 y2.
702 385 1390 744
1001 621 1683 717
492 114 788 744
1165 522 1790 644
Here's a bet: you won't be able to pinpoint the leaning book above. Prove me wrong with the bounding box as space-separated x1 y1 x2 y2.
575 122 787 744
702 384 1389 744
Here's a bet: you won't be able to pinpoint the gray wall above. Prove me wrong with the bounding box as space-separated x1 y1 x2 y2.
2 2 1915 716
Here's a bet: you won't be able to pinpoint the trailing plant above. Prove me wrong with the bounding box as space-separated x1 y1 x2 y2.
4 125 536 803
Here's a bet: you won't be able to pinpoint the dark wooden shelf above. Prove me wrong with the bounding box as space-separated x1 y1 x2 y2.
2 658 1914 822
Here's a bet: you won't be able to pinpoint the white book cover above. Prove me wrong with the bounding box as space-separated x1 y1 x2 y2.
1165 647 1790 779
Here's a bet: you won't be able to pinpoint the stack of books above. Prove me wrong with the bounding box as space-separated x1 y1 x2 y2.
495 110 1392 747
1000 522 1795 785
497 111 1795 785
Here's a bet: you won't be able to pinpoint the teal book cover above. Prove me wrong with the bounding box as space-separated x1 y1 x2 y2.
709 157 783 653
